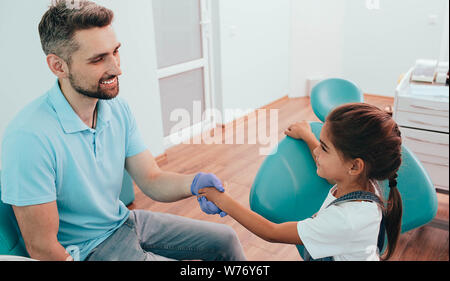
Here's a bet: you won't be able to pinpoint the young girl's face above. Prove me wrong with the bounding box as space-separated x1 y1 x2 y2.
313 122 351 182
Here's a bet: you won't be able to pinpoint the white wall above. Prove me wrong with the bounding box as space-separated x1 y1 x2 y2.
0 0 166 168
0 1 55 169
214 0 291 123
342 0 447 96
289 0 346 98
439 1 449 62
290 0 449 97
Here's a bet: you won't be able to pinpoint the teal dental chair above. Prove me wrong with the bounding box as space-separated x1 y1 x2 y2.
310 78 364 122
249 78 438 259
0 170 135 257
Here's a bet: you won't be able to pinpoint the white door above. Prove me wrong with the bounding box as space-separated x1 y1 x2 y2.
152 0 215 148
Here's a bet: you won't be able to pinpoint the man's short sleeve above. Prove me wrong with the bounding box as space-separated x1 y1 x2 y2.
297 206 354 259
121 100 147 158
1 131 56 206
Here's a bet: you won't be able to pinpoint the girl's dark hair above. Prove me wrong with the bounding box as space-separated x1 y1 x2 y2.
39 0 114 64
326 103 403 261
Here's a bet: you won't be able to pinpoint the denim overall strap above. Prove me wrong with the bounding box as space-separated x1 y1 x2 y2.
303 191 385 261
326 191 384 209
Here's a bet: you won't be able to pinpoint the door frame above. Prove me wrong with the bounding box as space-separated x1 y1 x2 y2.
155 0 216 148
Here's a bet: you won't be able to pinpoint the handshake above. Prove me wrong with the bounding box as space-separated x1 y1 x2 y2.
191 172 227 217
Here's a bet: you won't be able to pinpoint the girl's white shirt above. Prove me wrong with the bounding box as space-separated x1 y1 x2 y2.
297 185 383 261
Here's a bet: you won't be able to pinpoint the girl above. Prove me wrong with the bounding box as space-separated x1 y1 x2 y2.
200 103 403 261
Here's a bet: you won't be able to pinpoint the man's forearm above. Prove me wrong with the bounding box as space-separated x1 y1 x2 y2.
27 240 73 261
138 172 196 203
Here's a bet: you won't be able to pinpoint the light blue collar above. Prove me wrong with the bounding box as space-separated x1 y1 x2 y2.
48 79 112 134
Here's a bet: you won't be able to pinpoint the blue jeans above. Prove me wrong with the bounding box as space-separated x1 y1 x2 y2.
85 210 246 261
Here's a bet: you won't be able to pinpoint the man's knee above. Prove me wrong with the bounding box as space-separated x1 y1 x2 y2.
217 225 239 245
215 225 246 261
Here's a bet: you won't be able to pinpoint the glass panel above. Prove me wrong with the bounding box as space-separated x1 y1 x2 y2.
159 68 205 136
153 0 203 68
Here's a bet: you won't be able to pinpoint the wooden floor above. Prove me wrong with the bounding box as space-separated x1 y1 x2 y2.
128 95 449 261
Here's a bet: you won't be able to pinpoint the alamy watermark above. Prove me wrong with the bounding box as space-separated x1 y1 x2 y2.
168 101 279 156
51 0 82 9
366 0 381 10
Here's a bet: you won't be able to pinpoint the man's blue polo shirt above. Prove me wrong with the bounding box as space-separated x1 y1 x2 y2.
1 80 147 260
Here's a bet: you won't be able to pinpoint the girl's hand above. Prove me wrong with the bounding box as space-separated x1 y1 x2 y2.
284 121 313 140
198 187 230 210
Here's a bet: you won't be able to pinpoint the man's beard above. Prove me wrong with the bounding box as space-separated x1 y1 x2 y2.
68 73 119 100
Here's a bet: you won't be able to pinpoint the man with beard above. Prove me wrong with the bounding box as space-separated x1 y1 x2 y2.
0 0 245 261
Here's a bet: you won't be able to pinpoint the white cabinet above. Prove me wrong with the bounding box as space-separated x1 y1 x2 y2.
394 68 449 194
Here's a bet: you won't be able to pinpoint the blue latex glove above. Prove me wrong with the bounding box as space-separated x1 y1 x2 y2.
191 172 227 217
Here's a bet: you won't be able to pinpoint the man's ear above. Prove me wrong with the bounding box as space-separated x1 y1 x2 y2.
46 54 69 79
349 158 365 176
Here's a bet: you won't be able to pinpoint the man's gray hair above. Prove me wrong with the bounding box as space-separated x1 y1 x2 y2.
38 0 114 64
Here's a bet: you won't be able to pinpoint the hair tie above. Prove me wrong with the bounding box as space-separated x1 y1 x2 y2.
389 174 398 189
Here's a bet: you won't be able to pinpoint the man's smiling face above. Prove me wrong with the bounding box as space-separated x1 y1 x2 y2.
67 25 122 100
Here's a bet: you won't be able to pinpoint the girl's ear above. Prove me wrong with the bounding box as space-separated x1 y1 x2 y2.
348 158 365 176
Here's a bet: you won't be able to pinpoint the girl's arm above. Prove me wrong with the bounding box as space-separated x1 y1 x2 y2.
284 121 320 164
199 188 303 245
285 122 336 185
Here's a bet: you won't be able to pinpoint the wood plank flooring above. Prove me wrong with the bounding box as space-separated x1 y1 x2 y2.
128 95 449 261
